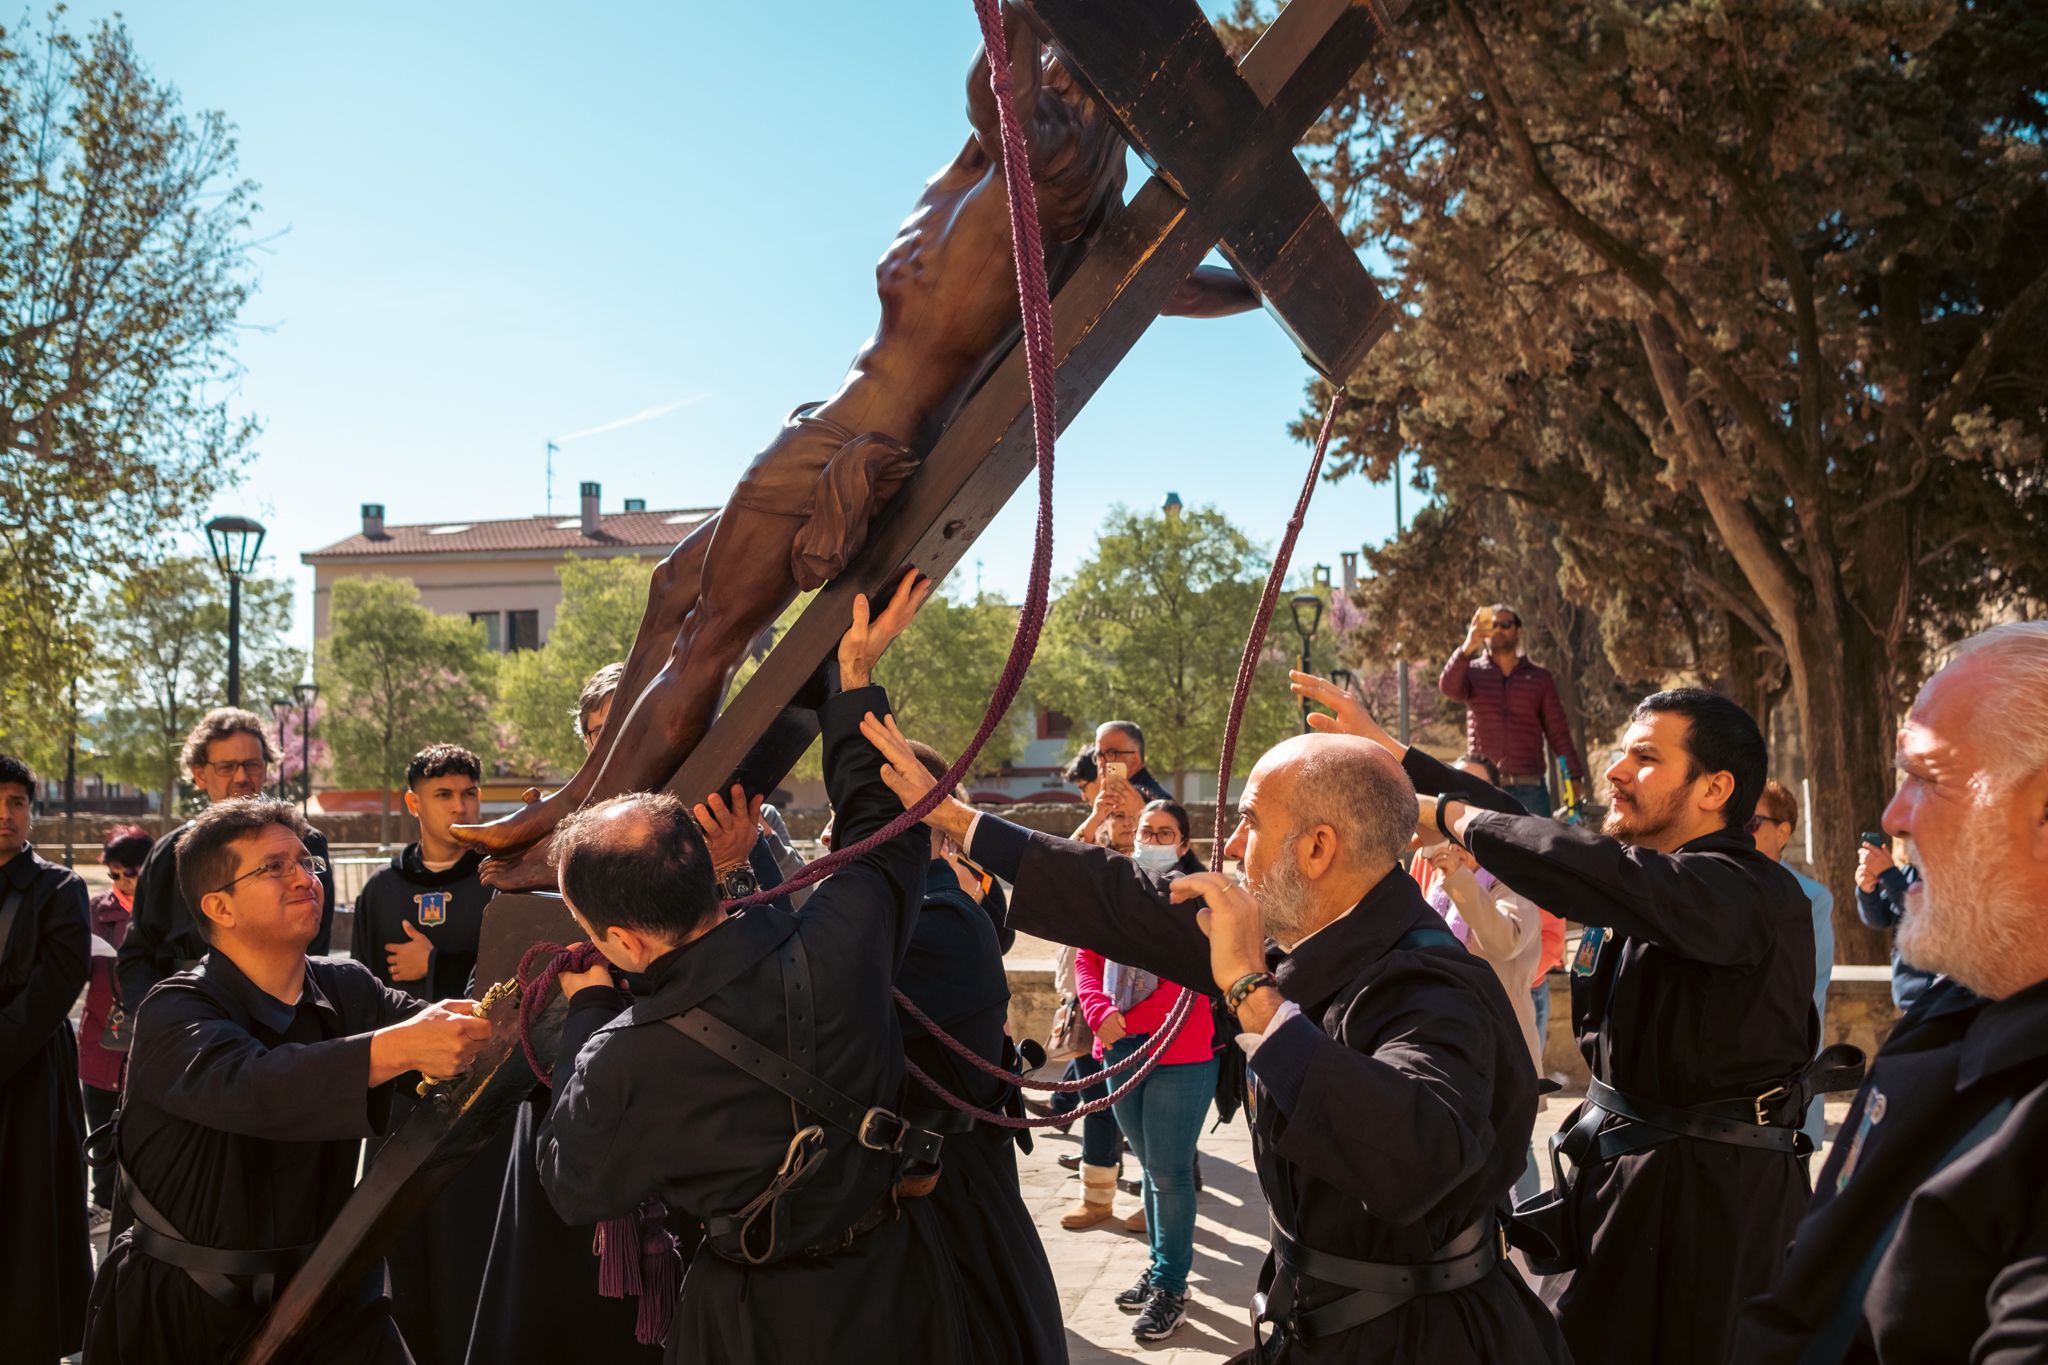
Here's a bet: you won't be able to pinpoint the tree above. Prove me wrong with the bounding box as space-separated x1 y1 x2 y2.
1 15 263 721
91 557 300 816
497 557 649 776
321 577 497 844
1037 504 1309 800
1228 0 2048 956
873 587 1028 779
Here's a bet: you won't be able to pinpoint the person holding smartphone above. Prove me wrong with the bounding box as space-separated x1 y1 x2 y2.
1439 604 1587 816
1856 830 1934 1012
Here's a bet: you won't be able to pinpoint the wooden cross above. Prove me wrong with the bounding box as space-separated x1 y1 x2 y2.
240 3 1403 1357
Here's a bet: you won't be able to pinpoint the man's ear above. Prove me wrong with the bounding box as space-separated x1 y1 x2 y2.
1697 769 1736 816
199 889 233 937
1301 825 1341 880
403 789 422 819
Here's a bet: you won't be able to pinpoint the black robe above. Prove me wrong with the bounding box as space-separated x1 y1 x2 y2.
968 813 1569 1364
1411 746 1817 1365
897 857 1065 1365
535 684 972 1364
85 951 423 1365
354 847 506 1365
0 845 93 1361
118 819 336 1007
1734 976 2048 1362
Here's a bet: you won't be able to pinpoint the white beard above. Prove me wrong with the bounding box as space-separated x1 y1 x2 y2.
1895 810 2033 999
1255 856 1316 950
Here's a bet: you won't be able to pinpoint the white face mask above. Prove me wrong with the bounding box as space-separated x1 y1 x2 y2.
1133 842 1181 874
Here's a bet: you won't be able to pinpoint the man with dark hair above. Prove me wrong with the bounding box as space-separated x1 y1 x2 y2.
1386 680 1827 1365
1094 720 1170 804
118 707 337 1007
0 754 93 1362
351 745 499 1365
85 797 492 1365
1439 604 1586 815
575 662 625 752
534 573 981 1361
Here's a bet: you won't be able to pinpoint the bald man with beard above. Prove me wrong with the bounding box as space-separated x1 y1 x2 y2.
861 710 1568 1365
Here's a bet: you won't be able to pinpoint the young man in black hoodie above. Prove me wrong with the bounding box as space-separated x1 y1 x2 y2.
350 745 500 1365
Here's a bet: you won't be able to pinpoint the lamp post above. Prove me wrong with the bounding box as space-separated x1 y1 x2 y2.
1290 593 1324 734
204 515 267 707
294 680 319 814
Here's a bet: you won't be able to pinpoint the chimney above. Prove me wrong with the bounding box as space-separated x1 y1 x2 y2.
1162 491 1183 520
1340 550 1358 595
361 504 386 539
623 497 647 513
579 482 601 537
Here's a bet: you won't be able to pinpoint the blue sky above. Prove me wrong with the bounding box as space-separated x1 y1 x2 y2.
73 0 1403 636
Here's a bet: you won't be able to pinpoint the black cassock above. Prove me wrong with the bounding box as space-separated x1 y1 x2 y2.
1410 747 1817 1365
966 813 1569 1365
0 846 94 1361
85 952 423 1365
118 819 337 1007
896 856 1065 1365
1734 976 2048 1363
536 683 971 1364
353 847 507 1365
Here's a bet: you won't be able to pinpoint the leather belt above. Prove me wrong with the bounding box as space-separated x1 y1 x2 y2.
120 1168 309 1310
1497 771 1547 787
904 1104 980 1137
1256 1214 1501 1346
796 1197 896 1259
1586 1077 1805 1156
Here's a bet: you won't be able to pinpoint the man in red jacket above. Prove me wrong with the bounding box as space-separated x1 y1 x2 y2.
1439 604 1586 815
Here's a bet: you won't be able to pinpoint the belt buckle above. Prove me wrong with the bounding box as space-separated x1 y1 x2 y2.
857 1107 910 1152
1754 1085 1787 1127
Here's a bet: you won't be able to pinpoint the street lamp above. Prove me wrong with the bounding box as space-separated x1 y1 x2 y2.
1289 593 1324 734
269 699 292 799
204 514 267 707
294 679 319 813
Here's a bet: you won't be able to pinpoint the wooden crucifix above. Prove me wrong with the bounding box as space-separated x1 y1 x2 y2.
239 2 1404 1358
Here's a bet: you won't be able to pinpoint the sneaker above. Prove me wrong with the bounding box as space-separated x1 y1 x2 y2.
1133 1288 1187 1341
1114 1271 1154 1312
1057 1153 1081 1172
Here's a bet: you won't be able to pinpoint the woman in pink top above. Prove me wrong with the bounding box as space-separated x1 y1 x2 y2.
79 824 152 1229
1074 799 1219 1342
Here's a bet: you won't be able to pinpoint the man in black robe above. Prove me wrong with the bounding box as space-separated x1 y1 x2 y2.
895 740 1065 1365
0 754 93 1362
1735 621 2048 1363
84 796 493 1365
861 709 1570 1364
534 575 976 1363
1383 678 1819 1365
119 707 337 1007
351 745 504 1365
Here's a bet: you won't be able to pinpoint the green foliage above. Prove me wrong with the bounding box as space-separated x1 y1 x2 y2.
90 557 301 814
320 577 497 841
1037 504 1307 799
872 588 1028 777
0 15 263 727
497 557 648 776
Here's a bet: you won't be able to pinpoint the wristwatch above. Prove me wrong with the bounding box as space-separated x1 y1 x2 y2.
717 864 759 900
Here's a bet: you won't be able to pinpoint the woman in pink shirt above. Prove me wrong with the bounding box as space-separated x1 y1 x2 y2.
1075 799 1218 1342
79 824 151 1230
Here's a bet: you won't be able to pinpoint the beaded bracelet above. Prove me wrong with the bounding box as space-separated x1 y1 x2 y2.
1225 970 1278 1015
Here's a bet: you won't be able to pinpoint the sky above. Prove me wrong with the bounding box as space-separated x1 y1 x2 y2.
69 0 1404 640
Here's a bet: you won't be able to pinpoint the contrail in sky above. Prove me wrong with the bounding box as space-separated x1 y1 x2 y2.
556 393 706 443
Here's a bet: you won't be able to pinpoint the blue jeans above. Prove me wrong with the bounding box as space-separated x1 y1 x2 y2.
1107 1036 1219 1296
1504 779 1551 817
1066 1053 1122 1167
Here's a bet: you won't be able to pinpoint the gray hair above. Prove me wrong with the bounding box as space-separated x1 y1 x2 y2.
1944 621 2048 793
1284 741 1419 869
180 708 278 771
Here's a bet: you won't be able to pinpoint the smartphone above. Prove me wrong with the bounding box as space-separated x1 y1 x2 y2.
1860 831 1888 849
1101 761 1127 783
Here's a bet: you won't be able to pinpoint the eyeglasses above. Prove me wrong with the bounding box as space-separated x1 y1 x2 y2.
1494 616 1521 628
215 854 327 895
1136 827 1182 845
1098 746 1141 762
1743 816 1788 835
206 759 269 778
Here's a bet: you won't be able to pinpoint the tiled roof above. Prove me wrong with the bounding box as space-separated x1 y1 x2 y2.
303 508 717 559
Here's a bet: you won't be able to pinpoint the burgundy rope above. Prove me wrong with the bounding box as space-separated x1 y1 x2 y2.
892 983 1196 1092
1209 391 1347 869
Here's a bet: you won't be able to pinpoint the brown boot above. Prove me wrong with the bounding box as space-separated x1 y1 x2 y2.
1060 1164 1118 1230
1123 1204 1148 1234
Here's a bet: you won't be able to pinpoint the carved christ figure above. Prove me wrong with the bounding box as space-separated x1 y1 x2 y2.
457 7 1256 885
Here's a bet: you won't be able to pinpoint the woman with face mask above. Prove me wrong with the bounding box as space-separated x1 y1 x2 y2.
1072 797 1219 1342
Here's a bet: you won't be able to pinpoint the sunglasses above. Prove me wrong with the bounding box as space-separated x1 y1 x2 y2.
107 866 140 882
1494 617 1522 628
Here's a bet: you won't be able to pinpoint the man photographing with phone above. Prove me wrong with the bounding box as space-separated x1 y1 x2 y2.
1439 604 1586 816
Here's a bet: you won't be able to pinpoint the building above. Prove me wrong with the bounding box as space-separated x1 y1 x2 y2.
301 482 713 648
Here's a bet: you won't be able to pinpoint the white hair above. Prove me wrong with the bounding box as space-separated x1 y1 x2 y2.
1942 621 2048 795
1284 742 1419 870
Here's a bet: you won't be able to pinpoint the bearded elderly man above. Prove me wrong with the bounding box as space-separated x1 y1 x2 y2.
1305 670 1837 1365
861 712 1568 1365
1735 622 2048 1364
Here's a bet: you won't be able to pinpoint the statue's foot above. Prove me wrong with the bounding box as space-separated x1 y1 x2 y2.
453 794 563 855
480 837 561 893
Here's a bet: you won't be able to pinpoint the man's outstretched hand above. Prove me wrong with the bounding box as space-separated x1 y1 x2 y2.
1289 670 1403 756
859 710 977 847
694 784 763 874
839 569 934 690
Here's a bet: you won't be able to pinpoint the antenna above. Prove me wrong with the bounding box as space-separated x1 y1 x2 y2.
546 441 560 514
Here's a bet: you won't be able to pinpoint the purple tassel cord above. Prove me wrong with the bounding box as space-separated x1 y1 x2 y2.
595 1200 681 1347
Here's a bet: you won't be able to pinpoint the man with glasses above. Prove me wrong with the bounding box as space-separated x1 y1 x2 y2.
1439 604 1587 817
118 707 338 1009
84 796 493 1364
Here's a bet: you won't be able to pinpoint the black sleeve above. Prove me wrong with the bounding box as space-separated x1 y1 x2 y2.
536 989 642 1226
1402 746 1525 818
979 877 1016 955
307 828 337 956
0 873 91 1084
971 815 1216 995
116 832 182 1008
798 685 930 971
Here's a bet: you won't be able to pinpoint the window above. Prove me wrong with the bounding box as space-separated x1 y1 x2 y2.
508 610 541 652
1037 709 1073 740
470 611 503 652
